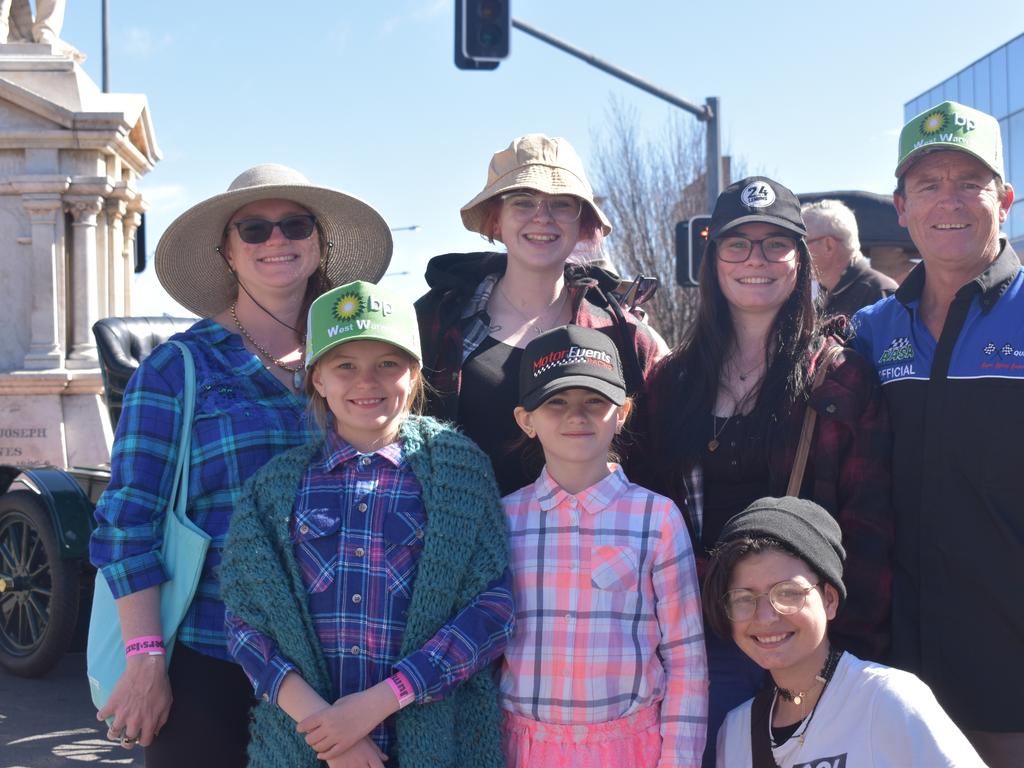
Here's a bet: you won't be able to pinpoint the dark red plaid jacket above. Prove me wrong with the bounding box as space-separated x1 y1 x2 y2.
634 339 894 662
414 251 666 422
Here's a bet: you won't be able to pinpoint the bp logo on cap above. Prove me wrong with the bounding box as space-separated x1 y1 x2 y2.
897 100 1003 178
306 280 421 368
740 181 776 209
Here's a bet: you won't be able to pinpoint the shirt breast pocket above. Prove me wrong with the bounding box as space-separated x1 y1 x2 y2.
591 545 640 592
383 511 425 599
292 509 341 595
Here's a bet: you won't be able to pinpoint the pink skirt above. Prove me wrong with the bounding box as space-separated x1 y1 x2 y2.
502 706 662 768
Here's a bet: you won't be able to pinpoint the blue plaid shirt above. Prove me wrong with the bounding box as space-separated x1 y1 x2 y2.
226 431 514 753
90 319 314 661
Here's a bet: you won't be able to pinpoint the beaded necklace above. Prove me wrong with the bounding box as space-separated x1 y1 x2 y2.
230 302 304 390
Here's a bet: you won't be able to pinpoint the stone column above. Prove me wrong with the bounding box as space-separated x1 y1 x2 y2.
19 193 63 369
64 195 104 368
122 208 142 316
105 197 126 315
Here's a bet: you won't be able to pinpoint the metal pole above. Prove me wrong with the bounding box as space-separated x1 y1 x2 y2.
705 96 721 211
101 0 109 92
511 18 710 121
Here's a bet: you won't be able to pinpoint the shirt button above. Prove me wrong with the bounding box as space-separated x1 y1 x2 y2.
825 403 837 414
424 695 433 703
261 693 269 702
351 645 361 656
569 498 577 507
360 456 371 467
299 524 309 535
357 502 368 513
352 594 362 604
415 529 424 540
731 459 738 467
355 547 365 557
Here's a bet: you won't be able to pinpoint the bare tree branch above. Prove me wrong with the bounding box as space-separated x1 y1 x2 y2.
591 98 716 348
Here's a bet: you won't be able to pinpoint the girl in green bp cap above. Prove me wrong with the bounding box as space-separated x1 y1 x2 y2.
500 325 707 767
220 281 513 768
704 497 983 768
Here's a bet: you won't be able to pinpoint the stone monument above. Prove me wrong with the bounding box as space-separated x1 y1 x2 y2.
0 21 161 468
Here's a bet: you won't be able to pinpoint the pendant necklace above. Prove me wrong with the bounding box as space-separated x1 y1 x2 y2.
708 412 735 452
496 280 568 336
231 302 304 390
771 646 843 747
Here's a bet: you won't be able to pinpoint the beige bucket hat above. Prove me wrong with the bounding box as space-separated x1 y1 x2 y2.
155 164 393 318
460 134 612 238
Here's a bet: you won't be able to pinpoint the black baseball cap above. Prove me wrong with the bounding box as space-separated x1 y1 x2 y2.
708 176 807 240
518 326 626 411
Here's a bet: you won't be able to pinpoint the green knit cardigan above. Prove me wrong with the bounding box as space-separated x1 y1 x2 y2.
220 415 509 768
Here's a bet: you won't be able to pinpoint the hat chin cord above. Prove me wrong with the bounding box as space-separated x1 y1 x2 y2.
214 241 334 339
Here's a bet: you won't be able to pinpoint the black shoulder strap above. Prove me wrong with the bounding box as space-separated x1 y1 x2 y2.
749 685 780 768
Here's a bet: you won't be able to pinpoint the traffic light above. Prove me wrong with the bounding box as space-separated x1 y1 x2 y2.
455 0 510 70
675 215 712 287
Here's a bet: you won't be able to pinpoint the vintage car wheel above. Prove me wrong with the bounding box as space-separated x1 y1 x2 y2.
0 490 80 677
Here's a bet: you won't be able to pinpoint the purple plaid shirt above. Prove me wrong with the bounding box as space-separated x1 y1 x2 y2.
226 430 513 753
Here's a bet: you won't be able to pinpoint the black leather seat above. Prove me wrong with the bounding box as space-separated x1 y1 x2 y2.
92 316 196 431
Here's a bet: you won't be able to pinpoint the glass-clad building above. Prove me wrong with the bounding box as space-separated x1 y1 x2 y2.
905 32 1024 252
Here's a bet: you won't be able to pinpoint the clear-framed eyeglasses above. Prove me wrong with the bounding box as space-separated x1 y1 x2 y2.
722 580 821 622
500 192 583 223
715 235 799 263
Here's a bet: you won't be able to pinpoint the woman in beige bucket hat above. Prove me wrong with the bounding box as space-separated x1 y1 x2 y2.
91 164 392 766
415 134 666 495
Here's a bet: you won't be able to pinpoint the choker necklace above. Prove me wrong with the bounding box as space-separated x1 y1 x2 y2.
231 302 304 390
772 646 843 747
496 280 568 336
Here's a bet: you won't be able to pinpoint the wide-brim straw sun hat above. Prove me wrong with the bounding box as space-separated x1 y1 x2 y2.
460 134 612 238
156 164 393 318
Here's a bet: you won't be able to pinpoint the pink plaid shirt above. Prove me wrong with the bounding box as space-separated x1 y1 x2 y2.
500 466 708 767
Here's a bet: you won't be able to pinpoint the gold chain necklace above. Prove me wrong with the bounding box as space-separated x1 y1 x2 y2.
230 302 304 389
496 280 568 336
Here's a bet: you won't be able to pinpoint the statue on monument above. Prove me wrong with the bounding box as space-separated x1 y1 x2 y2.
0 0 76 55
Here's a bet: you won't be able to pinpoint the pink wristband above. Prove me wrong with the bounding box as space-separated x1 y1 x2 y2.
385 673 415 709
125 635 165 657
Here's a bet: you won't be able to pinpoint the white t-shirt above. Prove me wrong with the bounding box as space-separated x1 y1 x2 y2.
716 652 985 768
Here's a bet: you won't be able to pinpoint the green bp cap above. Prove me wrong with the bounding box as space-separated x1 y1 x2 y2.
305 280 421 368
896 100 1004 178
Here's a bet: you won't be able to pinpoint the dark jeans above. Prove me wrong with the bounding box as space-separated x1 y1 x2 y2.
702 631 767 768
144 643 254 768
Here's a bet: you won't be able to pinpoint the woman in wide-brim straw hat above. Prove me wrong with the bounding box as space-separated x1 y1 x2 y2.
90 164 392 767
415 133 667 495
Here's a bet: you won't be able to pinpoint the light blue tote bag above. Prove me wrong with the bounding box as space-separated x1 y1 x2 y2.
87 341 211 716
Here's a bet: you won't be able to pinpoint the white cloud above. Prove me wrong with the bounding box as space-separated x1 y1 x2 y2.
122 27 173 58
137 183 189 215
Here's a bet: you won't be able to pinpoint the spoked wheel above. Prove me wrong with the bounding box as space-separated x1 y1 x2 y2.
0 491 79 677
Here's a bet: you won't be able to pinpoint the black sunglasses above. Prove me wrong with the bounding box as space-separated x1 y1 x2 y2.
620 275 659 311
230 214 317 244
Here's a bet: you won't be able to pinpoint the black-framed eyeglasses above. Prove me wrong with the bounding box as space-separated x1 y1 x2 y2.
722 580 821 622
716 235 799 263
230 214 317 244
500 192 583 223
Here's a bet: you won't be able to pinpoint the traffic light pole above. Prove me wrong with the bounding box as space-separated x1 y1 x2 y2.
511 18 722 211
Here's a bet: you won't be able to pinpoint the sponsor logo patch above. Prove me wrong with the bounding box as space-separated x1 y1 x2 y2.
878 336 914 365
740 181 775 209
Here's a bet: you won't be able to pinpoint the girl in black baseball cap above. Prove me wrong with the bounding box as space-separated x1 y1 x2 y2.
632 176 894 766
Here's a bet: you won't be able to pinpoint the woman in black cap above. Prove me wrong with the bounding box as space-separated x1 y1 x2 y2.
704 496 982 767
632 176 893 765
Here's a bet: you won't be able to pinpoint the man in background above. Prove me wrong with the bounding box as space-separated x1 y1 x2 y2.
803 198 897 317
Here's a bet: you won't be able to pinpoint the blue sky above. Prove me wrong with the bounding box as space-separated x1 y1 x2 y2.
61 1 1024 315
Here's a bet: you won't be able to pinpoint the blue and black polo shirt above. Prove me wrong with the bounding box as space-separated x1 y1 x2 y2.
851 240 1024 732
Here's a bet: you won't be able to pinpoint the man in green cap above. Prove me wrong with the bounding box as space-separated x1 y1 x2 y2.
851 101 1020 766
